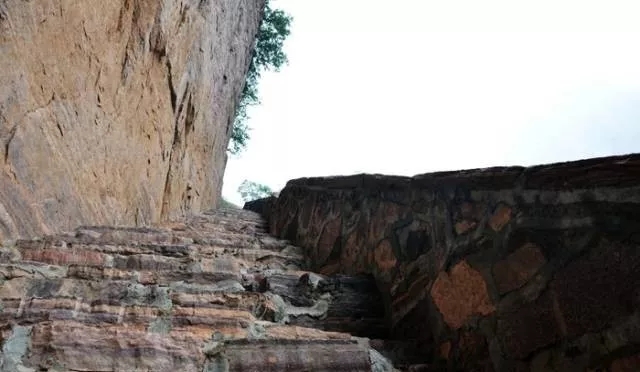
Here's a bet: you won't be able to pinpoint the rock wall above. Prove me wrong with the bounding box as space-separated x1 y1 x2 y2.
266 154 640 371
0 0 264 241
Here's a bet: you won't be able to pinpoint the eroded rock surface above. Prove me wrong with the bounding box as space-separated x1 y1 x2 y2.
265 153 640 371
0 208 395 371
0 0 263 241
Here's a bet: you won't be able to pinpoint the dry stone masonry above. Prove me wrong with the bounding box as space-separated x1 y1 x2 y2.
262 153 640 371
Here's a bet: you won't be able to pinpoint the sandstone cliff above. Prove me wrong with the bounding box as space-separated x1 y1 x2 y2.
264 153 640 371
0 0 263 241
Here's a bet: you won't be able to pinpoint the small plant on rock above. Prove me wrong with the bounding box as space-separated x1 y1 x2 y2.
238 180 274 202
229 0 292 154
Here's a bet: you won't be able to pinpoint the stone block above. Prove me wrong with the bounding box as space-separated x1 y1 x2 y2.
431 261 495 329
492 243 546 295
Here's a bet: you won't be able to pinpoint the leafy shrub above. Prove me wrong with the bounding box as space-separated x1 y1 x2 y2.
238 180 274 202
229 1 292 154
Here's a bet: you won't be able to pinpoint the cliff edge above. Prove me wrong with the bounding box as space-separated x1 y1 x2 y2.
0 0 264 241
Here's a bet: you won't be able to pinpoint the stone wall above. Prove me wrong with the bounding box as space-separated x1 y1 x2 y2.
266 154 640 371
0 0 264 241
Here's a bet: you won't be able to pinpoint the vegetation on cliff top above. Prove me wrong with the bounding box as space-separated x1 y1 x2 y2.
238 180 274 202
229 0 292 154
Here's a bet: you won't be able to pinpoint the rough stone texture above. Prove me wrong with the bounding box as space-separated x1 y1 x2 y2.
265 153 640 370
492 243 546 295
454 330 494 372
430 260 495 330
496 290 562 359
0 0 263 241
0 208 397 371
243 196 277 219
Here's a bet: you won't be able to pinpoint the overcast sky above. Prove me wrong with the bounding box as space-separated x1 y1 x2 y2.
222 0 640 205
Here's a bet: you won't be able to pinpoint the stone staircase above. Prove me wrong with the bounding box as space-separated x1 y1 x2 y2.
0 208 398 372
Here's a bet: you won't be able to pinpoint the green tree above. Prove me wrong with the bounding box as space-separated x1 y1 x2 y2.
229 0 292 154
238 180 273 202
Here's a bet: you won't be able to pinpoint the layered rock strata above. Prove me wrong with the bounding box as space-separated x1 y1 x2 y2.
0 0 263 241
0 208 396 371
265 153 640 371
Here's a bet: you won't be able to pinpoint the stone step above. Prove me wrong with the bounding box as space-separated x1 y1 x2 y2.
199 209 267 227
1 263 386 332
20 228 291 255
0 208 399 372
8 242 304 270
8 320 369 372
217 338 376 372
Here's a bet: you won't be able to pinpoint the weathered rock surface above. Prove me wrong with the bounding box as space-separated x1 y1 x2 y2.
265 153 640 371
0 208 396 371
0 0 263 241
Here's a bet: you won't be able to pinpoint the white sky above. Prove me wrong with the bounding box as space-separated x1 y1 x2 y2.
222 0 640 206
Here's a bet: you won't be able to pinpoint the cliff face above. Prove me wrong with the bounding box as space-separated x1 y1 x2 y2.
0 0 263 241
266 154 640 370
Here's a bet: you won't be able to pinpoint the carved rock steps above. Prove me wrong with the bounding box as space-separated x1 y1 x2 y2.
0 208 394 371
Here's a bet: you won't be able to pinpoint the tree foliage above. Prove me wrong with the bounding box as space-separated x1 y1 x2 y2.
238 180 274 202
229 1 292 154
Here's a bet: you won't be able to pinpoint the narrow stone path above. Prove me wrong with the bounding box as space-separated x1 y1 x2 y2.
0 208 397 371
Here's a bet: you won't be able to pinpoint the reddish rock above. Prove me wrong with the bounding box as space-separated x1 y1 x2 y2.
430 261 495 329
455 220 477 235
21 248 105 266
492 243 546 294
375 239 398 273
489 204 512 232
